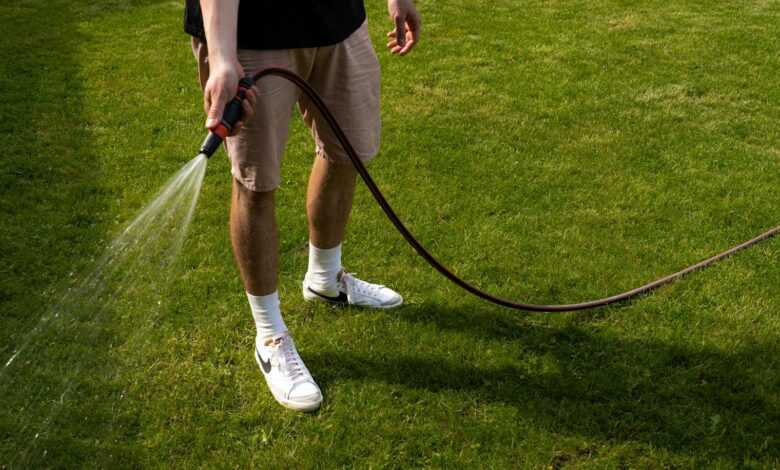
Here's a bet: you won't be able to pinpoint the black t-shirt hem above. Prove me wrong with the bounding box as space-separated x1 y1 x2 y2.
184 24 205 41
183 2 366 51
236 10 364 50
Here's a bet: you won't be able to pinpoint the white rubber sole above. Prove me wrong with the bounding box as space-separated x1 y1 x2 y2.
254 350 322 412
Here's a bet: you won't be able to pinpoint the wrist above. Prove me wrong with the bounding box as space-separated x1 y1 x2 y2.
208 50 239 70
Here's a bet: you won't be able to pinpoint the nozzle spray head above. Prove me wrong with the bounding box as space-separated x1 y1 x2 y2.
198 76 254 158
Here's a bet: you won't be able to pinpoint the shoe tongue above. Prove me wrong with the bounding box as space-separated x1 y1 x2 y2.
268 333 289 347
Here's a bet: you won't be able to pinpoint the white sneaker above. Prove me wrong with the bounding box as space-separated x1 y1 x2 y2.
302 271 403 309
254 333 322 412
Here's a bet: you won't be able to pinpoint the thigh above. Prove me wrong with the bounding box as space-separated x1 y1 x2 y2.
226 49 300 192
299 21 382 164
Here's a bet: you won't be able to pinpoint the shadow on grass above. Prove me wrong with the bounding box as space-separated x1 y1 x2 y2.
309 302 779 464
0 1 168 467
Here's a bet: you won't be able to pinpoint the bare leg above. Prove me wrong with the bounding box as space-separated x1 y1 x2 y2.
303 156 404 309
230 178 279 295
306 157 358 249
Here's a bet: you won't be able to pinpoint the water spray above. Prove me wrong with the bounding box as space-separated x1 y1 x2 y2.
198 68 780 312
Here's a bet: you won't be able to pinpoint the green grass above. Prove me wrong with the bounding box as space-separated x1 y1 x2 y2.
2 0 780 467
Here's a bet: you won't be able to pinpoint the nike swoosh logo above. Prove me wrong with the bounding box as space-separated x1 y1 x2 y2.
256 347 272 374
307 287 348 304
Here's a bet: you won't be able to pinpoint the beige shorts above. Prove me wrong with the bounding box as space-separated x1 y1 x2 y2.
192 21 381 192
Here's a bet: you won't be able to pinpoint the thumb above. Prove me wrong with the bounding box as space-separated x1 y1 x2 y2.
205 88 227 129
205 99 222 129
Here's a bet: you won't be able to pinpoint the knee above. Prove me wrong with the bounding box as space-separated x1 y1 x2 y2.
233 178 275 211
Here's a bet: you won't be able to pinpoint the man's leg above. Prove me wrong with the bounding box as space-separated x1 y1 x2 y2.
302 158 356 297
194 40 321 411
230 179 289 340
230 178 279 296
230 178 322 411
306 157 357 250
301 155 402 309
299 21 402 308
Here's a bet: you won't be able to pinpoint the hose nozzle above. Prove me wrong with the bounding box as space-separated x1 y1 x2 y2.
198 76 254 158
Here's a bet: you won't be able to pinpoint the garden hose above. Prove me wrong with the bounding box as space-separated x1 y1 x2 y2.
197 67 780 312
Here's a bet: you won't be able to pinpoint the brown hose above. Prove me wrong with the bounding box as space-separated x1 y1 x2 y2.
253 67 780 312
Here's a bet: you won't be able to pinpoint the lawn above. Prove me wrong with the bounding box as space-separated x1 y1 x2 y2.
1 0 779 467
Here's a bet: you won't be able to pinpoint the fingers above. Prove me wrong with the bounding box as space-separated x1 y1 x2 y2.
203 63 241 129
386 25 418 55
243 88 256 120
399 12 420 55
205 83 230 130
204 79 257 136
231 88 256 136
386 31 401 54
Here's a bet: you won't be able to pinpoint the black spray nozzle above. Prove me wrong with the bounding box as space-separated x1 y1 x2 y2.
198 76 254 158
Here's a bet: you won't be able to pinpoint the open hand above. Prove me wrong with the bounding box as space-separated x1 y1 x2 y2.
386 0 421 55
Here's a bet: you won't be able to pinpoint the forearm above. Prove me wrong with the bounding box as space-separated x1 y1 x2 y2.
200 0 239 66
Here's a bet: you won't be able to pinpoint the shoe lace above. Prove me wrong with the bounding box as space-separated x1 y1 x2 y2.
274 336 305 381
345 272 384 297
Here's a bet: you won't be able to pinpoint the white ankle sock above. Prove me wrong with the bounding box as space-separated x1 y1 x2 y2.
306 242 342 295
246 291 287 341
